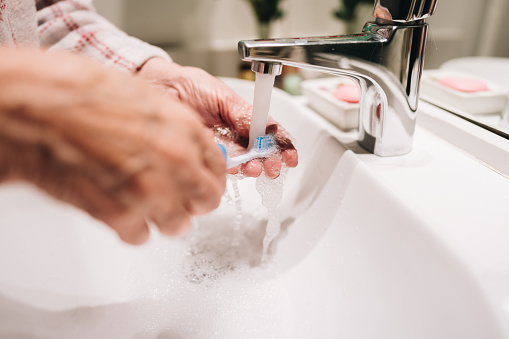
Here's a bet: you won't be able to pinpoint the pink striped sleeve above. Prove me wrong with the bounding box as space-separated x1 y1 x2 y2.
37 0 171 72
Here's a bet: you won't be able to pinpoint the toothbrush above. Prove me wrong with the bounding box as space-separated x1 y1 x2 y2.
218 134 278 169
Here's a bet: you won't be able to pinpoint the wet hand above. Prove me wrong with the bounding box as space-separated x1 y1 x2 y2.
137 58 298 179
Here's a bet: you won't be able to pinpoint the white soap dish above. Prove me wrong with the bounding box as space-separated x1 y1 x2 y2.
420 70 508 115
301 77 359 130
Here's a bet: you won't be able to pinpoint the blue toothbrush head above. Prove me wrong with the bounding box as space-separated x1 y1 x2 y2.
254 134 277 152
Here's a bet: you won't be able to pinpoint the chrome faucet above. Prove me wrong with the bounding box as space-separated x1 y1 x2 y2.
238 0 438 156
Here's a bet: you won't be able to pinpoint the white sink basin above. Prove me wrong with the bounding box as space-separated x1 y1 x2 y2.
1 78 509 338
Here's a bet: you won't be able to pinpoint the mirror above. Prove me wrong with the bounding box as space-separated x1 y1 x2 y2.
422 0 509 138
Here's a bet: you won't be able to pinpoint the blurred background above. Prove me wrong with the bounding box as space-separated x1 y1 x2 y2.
94 0 509 90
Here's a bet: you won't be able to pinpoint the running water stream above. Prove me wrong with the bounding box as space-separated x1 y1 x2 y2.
250 71 285 261
248 72 277 149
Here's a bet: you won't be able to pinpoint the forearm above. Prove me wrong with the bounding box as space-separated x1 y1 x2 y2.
36 0 171 72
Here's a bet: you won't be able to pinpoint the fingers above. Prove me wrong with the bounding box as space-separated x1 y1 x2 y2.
143 119 225 236
268 122 299 171
185 129 226 214
265 123 278 135
77 200 151 244
235 156 281 179
263 156 283 179
282 148 299 168
241 159 264 177
106 215 150 245
149 206 192 237
199 129 227 181
183 168 224 215
84 195 149 245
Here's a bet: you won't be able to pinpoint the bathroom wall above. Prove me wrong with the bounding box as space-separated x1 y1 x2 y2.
93 0 124 28
93 0 509 77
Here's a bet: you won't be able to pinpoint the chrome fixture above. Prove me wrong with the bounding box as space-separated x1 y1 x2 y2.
251 60 282 75
239 0 438 156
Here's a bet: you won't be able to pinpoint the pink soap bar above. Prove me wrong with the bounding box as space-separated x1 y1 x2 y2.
437 76 489 93
333 82 360 103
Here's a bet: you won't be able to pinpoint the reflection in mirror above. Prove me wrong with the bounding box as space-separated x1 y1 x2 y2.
420 57 509 139
422 0 509 137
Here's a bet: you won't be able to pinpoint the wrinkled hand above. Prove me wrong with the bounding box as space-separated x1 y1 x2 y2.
0 49 226 244
137 58 298 179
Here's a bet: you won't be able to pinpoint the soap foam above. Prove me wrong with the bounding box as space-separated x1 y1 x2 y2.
128 200 291 336
127 165 290 337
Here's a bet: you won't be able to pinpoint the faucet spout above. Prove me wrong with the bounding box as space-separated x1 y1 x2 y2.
251 60 282 76
238 0 437 156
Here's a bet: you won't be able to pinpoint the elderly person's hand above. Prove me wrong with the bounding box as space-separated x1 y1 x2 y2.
0 49 226 244
137 58 298 179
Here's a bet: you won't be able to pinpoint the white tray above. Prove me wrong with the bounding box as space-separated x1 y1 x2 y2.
301 77 359 130
420 70 508 115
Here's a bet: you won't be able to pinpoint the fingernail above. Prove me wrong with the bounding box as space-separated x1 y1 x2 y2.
265 124 278 135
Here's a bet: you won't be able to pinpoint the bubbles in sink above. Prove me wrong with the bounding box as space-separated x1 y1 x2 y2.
180 174 268 285
128 226 291 337
131 169 287 286
128 167 291 337
183 164 289 282
183 221 264 285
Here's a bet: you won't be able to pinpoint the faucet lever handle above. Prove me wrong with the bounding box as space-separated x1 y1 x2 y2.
374 0 437 23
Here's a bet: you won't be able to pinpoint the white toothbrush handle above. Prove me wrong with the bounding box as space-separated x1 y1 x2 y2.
226 153 257 169
226 151 270 169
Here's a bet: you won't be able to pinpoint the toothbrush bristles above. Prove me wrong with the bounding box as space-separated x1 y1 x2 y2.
254 134 276 151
